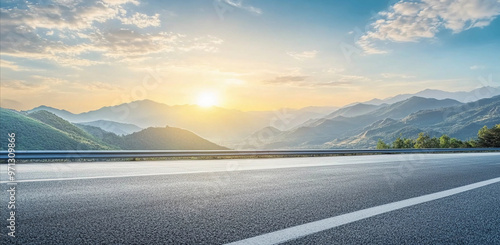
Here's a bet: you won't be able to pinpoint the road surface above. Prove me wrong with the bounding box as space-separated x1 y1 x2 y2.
1 153 500 244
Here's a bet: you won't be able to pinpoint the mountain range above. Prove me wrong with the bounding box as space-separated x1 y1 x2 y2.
25 101 338 146
248 95 500 149
363 86 500 105
78 120 142 136
0 108 227 151
3 86 499 150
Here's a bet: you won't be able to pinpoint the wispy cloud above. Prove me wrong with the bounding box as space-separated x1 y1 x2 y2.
287 50 318 60
264 73 366 87
0 80 44 90
0 59 24 71
265 75 308 84
470 65 486 70
358 0 500 54
380 73 415 79
119 12 161 28
221 0 263 15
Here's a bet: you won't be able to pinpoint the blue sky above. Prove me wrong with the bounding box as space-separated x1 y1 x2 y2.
1 0 499 112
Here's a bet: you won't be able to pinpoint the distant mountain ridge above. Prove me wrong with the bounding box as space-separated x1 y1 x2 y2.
16 86 500 150
246 96 466 149
0 109 227 150
364 86 500 105
326 103 384 118
78 120 142 135
25 100 337 144
332 95 500 148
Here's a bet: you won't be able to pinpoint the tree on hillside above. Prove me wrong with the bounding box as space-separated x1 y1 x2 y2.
376 139 391 149
449 138 463 148
414 132 440 148
392 134 415 149
478 124 500 147
439 134 450 148
393 136 404 149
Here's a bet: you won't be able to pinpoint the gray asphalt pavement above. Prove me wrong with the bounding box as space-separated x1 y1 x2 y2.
1 153 499 244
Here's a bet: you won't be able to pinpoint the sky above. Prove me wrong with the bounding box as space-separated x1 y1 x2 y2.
1 0 499 113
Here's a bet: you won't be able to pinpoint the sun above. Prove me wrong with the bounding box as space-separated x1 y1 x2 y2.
197 92 218 108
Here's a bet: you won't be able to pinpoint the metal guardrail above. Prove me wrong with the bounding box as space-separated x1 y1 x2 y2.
1 148 500 160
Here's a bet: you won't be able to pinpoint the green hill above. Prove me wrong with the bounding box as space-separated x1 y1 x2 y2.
0 108 110 150
118 127 228 150
75 124 125 147
0 108 228 151
77 124 228 150
28 110 91 138
27 110 115 150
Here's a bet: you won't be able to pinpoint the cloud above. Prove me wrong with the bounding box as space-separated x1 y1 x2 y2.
0 59 24 71
0 0 160 32
325 67 346 74
119 12 161 28
1 75 119 93
336 75 371 83
90 30 223 59
358 0 500 54
266 76 308 84
102 0 139 5
0 1 222 66
264 74 361 87
177 36 224 53
314 81 353 87
380 73 415 79
470 65 486 70
76 81 119 91
0 80 44 90
219 0 263 15
0 2 120 31
89 29 180 58
287 50 318 60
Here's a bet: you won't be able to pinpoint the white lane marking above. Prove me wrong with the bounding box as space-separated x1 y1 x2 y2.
1 153 498 183
226 177 500 245
0 171 213 183
0 154 435 183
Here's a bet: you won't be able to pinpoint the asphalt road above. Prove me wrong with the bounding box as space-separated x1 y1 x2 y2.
1 153 500 244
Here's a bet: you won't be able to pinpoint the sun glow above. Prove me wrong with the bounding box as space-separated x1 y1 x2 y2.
197 92 218 108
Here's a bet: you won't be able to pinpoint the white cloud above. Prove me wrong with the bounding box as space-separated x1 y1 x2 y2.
359 0 500 54
221 0 263 15
470 65 486 70
1 80 44 90
380 73 415 79
119 12 161 28
263 72 369 87
2 75 119 93
102 0 139 6
89 29 179 58
325 67 346 74
0 59 23 71
0 2 120 31
0 1 160 31
89 30 223 59
0 1 221 66
287 50 318 60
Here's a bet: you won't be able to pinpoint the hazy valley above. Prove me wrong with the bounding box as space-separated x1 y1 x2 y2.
2 86 499 150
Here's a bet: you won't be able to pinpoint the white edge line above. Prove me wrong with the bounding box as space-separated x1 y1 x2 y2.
0 158 406 183
1 153 497 183
0 171 212 184
225 177 500 245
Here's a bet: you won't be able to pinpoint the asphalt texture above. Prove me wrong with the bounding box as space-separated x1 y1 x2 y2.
1 153 499 244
